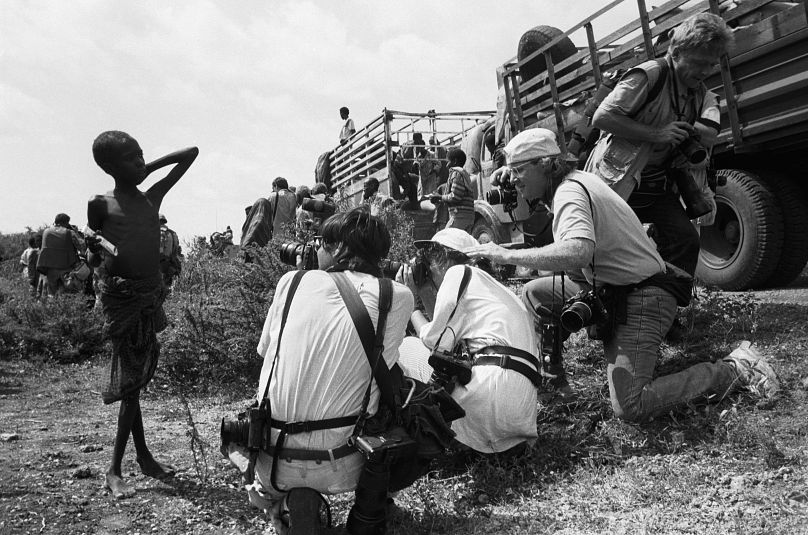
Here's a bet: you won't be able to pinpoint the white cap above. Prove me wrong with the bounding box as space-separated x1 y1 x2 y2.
504 128 561 164
414 228 479 255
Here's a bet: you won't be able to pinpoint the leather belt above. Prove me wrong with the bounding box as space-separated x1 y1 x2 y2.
474 345 541 387
265 442 357 462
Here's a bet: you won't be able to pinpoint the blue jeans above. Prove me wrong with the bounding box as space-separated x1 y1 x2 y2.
522 276 737 422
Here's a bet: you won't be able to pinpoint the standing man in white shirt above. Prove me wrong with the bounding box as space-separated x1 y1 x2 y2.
339 106 356 145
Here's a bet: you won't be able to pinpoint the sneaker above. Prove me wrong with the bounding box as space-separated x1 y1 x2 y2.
723 341 781 399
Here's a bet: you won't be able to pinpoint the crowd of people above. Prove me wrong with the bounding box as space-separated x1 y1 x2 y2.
9 12 783 535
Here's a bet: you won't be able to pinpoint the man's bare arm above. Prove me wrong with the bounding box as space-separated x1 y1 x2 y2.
592 108 694 146
464 237 593 273
145 147 199 201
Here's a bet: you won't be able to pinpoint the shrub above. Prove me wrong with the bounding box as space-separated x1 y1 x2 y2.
0 277 105 362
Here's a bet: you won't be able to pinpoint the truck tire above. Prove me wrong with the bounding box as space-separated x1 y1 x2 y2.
471 217 499 245
471 217 514 280
759 172 808 287
696 169 783 290
517 25 577 82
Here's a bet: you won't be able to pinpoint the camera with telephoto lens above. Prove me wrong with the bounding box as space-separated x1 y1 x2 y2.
378 258 429 284
220 405 269 451
485 184 519 211
301 197 337 217
677 134 708 165
560 289 609 333
278 241 318 270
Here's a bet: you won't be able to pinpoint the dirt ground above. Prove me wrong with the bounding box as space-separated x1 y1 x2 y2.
2 275 808 534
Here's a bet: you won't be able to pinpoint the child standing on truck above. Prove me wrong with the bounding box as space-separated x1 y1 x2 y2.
87 130 198 499
432 147 474 232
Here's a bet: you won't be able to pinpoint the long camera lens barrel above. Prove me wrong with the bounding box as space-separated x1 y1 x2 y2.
301 198 337 217
560 301 593 333
669 168 712 219
347 462 389 535
678 137 708 165
278 241 318 270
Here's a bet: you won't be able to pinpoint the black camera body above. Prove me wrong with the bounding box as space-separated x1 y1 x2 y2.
351 431 418 465
279 241 318 270
220 406 269 451
485 185 519 211
560 289 609 333
428 351 472 390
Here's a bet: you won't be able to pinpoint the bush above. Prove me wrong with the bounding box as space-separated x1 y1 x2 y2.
160 241 290 388
0 277 105 362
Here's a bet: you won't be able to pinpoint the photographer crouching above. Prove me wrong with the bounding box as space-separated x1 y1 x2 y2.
396 228 539 454
464 129 779 424
223 207 414 534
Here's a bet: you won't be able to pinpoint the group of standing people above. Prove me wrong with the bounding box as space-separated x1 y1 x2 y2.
20 211 182 300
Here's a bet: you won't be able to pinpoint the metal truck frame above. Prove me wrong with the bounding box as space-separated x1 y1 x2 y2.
489 0 808 290
325 109 495 239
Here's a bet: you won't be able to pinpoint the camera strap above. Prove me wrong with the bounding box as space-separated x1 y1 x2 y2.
430 265 472 355
262 270 360 492
329 273 396 432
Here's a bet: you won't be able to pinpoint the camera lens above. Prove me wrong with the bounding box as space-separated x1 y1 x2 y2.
220 418 250 447
560 301 592 332
278 242 304 267
380 259 402 278
485 189 503 205
678 137 707 165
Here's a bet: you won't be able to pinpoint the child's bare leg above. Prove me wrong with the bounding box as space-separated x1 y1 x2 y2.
131 402 175 480
105 395 139 499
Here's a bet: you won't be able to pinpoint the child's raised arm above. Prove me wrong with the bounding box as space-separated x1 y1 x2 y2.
145 146 199 201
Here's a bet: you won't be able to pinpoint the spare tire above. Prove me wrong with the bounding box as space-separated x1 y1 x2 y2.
759 171 808 287
517 25 577 82
696 169 783 290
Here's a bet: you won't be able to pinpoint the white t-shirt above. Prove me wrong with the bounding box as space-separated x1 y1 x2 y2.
417 265 539 453
256 270 413 451
340 118 356 141
552 171 666 286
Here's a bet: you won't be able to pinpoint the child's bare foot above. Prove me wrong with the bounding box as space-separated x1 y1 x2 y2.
104 472 135 499
136 456 176 480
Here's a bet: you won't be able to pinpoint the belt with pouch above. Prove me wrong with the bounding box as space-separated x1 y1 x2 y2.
266 415 358 462
473 345 541 387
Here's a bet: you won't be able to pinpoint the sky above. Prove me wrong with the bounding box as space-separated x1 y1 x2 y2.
0 0 640 244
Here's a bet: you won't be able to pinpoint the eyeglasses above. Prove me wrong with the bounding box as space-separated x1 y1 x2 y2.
509 159 539 179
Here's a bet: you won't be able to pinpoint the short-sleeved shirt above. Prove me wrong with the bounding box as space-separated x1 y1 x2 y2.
256 270 413 452
552 171 665 286
418 265 539 453
340 118 356 142
267 189 299 237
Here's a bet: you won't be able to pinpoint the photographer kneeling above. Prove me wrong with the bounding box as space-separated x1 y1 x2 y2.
224 207 413 534
465 129 779 424
396 228 539 453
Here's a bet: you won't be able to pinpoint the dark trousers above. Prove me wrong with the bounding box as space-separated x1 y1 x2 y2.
629 192 700 276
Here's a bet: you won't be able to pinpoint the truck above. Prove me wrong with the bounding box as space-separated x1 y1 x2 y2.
488 0 808 290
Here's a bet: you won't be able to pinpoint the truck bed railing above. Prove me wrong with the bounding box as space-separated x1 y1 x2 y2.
329 110 494 196
500 0 808 154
